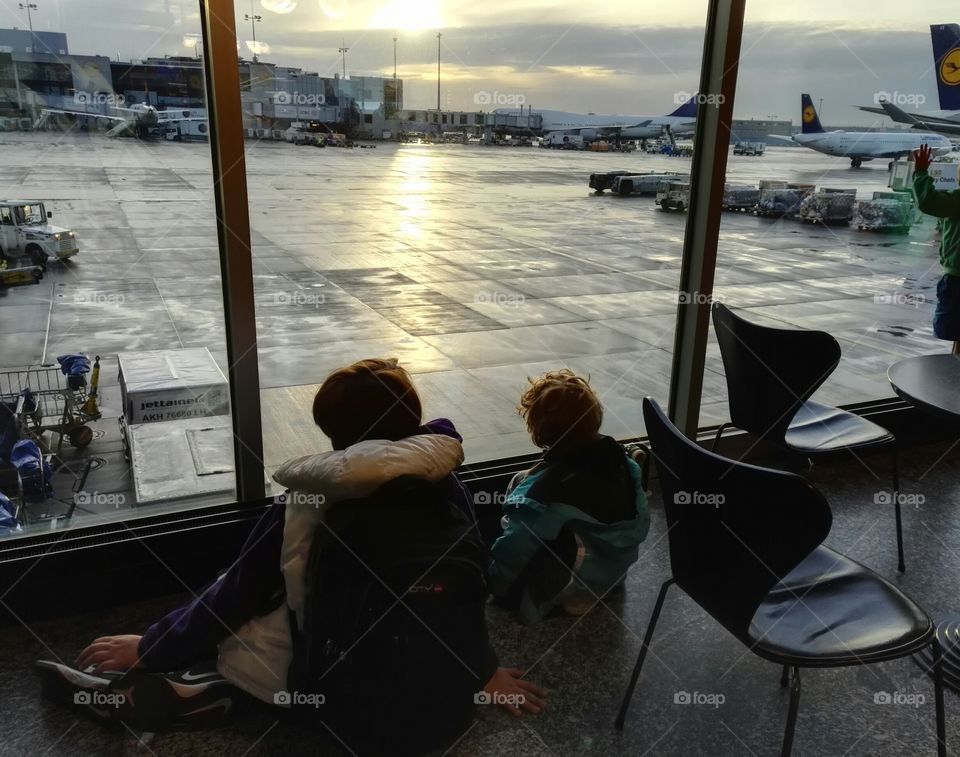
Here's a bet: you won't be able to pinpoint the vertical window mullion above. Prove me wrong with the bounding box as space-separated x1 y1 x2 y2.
668 0 747 437
199 0 265 501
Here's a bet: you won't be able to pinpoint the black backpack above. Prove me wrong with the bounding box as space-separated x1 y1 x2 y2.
286 475 490 756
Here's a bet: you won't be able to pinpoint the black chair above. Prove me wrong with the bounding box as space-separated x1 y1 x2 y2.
711 302 905 572
614 398 945 756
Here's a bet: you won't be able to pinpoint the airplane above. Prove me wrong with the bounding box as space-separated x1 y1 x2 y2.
857 23 960 132
492 96 698 141
770 94 954 168
877 99 960 138
35 102 206 139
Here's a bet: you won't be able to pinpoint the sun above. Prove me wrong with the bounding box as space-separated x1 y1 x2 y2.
370 0 443 31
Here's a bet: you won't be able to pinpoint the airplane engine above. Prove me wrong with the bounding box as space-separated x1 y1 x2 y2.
579 129 598 141
129 103 159 127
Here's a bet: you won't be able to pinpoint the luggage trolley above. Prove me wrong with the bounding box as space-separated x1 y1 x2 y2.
0 359 101 527
0 360 101 451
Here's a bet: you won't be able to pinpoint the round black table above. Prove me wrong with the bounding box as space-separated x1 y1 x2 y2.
889 353 960 691
889 354 960 423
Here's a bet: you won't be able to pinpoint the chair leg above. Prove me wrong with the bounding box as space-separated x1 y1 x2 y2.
933 638 947 757
614 578 675 730
779 664 789 688
627 442 651 491
630 442 652 493
711 423 731 453
781 666 801 757
891 448 905 573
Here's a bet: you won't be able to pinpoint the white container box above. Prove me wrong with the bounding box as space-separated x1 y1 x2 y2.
128 415 235 503
118 347 229 424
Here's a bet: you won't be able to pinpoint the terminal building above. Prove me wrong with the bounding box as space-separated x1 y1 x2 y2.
0 27 818 146
0 27 403 139
0 27 68 55
729 118 793 144
242 64 402 139
0 26 889 147
398 111 796 147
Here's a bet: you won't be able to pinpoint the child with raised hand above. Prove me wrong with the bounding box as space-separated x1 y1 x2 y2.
488 369 650 624
914 143 960 354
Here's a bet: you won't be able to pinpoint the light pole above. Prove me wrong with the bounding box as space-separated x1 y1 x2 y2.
436 32 441 130
338 41 349 80
18 3 37 51
393 34 398 115
244 1 262 63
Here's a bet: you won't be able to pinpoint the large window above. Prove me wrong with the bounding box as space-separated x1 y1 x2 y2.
0 1 237 538
703 4 956 426
11 0 918 540
243 3 710 477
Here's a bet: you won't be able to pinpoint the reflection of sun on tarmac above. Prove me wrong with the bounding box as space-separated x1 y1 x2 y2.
397 192 428 237
391 148 434 237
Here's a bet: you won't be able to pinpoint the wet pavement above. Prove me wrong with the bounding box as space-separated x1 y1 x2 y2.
0 131 947 526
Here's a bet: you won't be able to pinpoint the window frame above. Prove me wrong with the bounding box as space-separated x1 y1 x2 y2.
0 0 748 563
0 0 933 617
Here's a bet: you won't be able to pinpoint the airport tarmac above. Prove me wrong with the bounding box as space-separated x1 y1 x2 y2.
0 131 947 522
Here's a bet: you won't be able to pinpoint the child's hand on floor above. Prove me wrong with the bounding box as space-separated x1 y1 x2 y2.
77 635 144 673
483 667 547 717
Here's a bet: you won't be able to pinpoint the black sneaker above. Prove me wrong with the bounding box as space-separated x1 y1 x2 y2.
35 659 120 723
36 659 239 732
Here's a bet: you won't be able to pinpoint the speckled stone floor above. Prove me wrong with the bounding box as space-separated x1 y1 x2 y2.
7 438 960 756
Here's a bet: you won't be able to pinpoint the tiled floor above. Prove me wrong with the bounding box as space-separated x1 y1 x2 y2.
8 440 960 756
0 132 947 522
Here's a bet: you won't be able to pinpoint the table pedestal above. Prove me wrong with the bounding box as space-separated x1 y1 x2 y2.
914 617 960 691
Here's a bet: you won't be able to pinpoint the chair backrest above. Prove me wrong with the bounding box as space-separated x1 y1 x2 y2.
643 398 832 642
712 302 841 445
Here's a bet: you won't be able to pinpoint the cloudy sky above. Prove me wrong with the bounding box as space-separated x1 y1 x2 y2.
6 0 958 124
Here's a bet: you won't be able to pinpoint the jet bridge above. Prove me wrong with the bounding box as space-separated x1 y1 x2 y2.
487 112 543 135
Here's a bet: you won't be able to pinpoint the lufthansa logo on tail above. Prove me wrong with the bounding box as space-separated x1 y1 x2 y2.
941 48 960 86
802 105 816 123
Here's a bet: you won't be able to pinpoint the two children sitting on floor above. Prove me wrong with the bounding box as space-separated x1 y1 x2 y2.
42 358 647 752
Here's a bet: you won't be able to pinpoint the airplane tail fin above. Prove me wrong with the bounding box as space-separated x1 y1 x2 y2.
800 94 825 134
667 95 698 118
931 23 960 111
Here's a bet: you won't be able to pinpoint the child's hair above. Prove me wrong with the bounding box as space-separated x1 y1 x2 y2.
313 358 422 449
519 369 603 450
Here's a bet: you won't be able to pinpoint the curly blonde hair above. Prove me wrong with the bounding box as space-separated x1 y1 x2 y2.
518 369 603 450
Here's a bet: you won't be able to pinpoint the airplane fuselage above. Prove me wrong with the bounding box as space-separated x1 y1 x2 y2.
493 108 695 139
792 131 954 160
